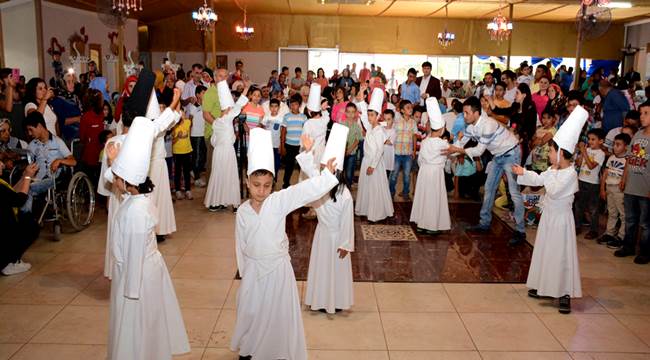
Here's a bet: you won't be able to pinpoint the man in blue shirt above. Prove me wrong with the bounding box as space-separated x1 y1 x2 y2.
599 79 630 133
399 68 420 104
21 111 76 213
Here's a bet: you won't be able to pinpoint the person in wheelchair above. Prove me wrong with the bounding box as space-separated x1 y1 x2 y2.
21 111 76 214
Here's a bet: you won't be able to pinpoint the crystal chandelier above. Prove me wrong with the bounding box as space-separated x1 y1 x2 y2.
192 0 218 32
581 0 610 5
235 9 254 40
112 0 142 16
437 3 455 48
487 13 513 42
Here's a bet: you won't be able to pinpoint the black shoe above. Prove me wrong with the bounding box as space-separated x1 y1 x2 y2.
584 231 599 240
239 356 252 360
156 235 166 243
509 231 526 246
416 227 427 234
528 289 539 298
467 224 490 233
558 295 571 314
614 248 635 257
633 255 650 265
426 230 442 236
335 308 343 313
208 206 219 212
606 238 623 249
232 206 238 213
597 234 614 245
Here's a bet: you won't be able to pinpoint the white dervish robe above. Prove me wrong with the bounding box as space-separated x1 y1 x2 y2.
231 169 339 360
297 151 354 314
148 109 181 235
517 166 582 298
107 194 190 360
355 125 394 222
383 127 396 172
410 137 451 231
204 96 248 208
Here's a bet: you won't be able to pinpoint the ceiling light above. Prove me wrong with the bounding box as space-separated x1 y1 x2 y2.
600 1 632 8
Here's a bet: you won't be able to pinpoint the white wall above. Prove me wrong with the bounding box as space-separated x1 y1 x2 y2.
40 1 138 91
1 0 40 79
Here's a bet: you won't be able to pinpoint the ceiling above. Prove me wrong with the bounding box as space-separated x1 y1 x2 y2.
42 0 650 23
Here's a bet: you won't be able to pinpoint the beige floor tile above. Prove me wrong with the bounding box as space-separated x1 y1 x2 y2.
0 275 81 305
0 272 31 297
207 309 236 348
31 305 109 345
34 253 104 290
382 312 474 351
389 350 481 360
70 276 110 306
164 254 182 271
512 285 608 314
303 311 386 350
374 283 454 312
201 348 239 359
63 236 107 254
444 284 530 313
480 351 573 360
539 313 649 353
184 237 236 258
223 280 239 310
9 344 106 360
182 308 221 347
614 314 650 347
171 256 237 280
21 252 58 270
350 282 378 312
308 350 390 359
174 347 206 360
460 313 563 351
157 236 194 255
0 343 22 360
570 353 650 360
0 304 62 343
589 285 650 315
173 279 232 309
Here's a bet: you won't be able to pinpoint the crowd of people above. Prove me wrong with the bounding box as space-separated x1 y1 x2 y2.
0 55 649 359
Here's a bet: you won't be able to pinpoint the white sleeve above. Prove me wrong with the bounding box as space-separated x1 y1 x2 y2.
123 216 147 299
273 169 339 216
235 213 247 276
516 169 546 187
152 108 181 135
338 195 355 252
24 102 36 116
296 151 319 179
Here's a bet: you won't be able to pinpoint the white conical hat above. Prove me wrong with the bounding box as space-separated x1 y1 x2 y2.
217 80 235 110
320 123 349 171
426 97 444 130
553 105 589 154
111 117 155 185
307 83 321 112
368 87 384 113
247 128 275 176
145 89 161 119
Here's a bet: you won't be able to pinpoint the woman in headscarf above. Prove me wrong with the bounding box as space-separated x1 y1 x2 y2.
113 75 138 131
545 83 567 117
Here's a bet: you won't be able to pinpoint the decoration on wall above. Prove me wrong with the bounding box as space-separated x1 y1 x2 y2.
68 27 89 57
123 50 139 76
108 32 119 56
192 0 218 32
161 51 180 73
47 37 66 56
437 1 455 48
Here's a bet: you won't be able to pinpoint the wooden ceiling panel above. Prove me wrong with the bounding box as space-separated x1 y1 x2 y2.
380 1 445 17
446 2 502 18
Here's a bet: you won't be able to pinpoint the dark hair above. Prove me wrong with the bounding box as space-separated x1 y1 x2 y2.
281 66 289 72
345 102 357 111
413 105 426 114
407 68 417 76
422 61 432 69
462 96 482 114
84 88 104 114
122 108 136 128
289 94 302 105
103 100 113 122
249 169 273 178
441 129 451 141
625 109 640 122
191 63 204 70
235 60 243 66
195 85 207 96
383 109 395 118
329 170 347 202
452 98 463 113
495 81 507 90
517 83 534 111
399 99 412 112
639 101 650 112
485 72 493 78
567 90 584 105
24 77 47 105
502 70 516 81
614 133 631 145
550 140 572 160
295 67 302 73
99 129 112 147
176 69 185 81
126 177 155 194
269 98 280 106
622 125 639 134
541 108 555 119
24 111 47 130
587 128 606 140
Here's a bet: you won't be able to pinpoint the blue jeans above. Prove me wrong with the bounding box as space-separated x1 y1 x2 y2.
480 146 525 233
343 154 356 188
390 155 413 196
273 148 281 180
622 194 650 256
21 177 55 213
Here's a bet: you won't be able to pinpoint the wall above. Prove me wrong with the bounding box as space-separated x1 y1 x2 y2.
626 21 650 80
40 1 138 91
1 0 40 79
146 10 624 60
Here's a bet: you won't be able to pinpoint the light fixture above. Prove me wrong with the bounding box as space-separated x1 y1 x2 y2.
112 0 142 16
437 2 455 48
486 12 512 42
235 9 255 40
600 1 631 8
192 0 218 32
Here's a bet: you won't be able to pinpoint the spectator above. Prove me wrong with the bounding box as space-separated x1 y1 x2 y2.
0 68 16 116
290 67 305 96
474 72 495 98
0 118 28 153
182 63 204 106
399 68 420 105
24 78 58 136
337 68 354 91
315 68 328 90
599 79 630 133
79 88 105 182
415 61 442 105
532 76 550 120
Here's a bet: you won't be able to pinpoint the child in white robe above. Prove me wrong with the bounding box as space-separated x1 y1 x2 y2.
204 80 250 211
355 88 394 222
105 92 189 359
298 127 354 314
231 128 339 360
512 105 588 314
410 97 451 234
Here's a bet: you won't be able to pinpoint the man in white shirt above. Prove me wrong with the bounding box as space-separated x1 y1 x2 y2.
501 70 518 104
181 63 204 107
441 79 452 99
474 72 496 98
444 96 527 246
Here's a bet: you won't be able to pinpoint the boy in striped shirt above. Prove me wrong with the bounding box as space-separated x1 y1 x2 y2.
280 95 307 188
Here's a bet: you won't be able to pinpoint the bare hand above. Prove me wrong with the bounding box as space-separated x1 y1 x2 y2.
301 133 314 152
45 88 55 101
619 182 625 192
24 163 38 177
511 164 524 176
337 248 349 259
366 167 374 175
325 157 337 174
50 159 61 172
442 145 463 156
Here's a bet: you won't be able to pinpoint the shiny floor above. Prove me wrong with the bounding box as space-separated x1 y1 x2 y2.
1 186 649 360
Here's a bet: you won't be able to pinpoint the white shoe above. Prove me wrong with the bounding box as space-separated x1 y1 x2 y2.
175 191 185 200
2 260 31 276
195 179 206 187
185 190 193 200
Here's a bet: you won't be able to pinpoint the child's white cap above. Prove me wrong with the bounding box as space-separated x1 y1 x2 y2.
248 128 275 176
426 97 445 130
307 83 322 112
112 117 155 185
217 80 235 110
553 105 589 154
368 87 384 114
320 123 349 171
145 89 161 119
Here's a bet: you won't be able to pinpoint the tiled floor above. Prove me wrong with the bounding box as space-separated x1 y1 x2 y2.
1 187 649 360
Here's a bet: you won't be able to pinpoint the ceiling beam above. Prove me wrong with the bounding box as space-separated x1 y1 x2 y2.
425 0 456 17
375 0 396 16
518 4 568 20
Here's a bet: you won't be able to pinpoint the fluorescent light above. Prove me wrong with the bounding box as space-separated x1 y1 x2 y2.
600 2 632 8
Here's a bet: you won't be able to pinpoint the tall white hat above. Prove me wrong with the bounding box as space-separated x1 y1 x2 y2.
145 89 161 119
320 123 349 171
112 117 155 185
247 128 275 176
307 83 322 112
217 80 235 110
368 87 384 114
426 97 444 130
553 105 589 154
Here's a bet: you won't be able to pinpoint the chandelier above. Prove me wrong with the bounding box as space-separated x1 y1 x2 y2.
581 0 609 5
192 0 218 32
437 2 455 48
487 13 513 42
112 0 142 15
235 9 254 40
